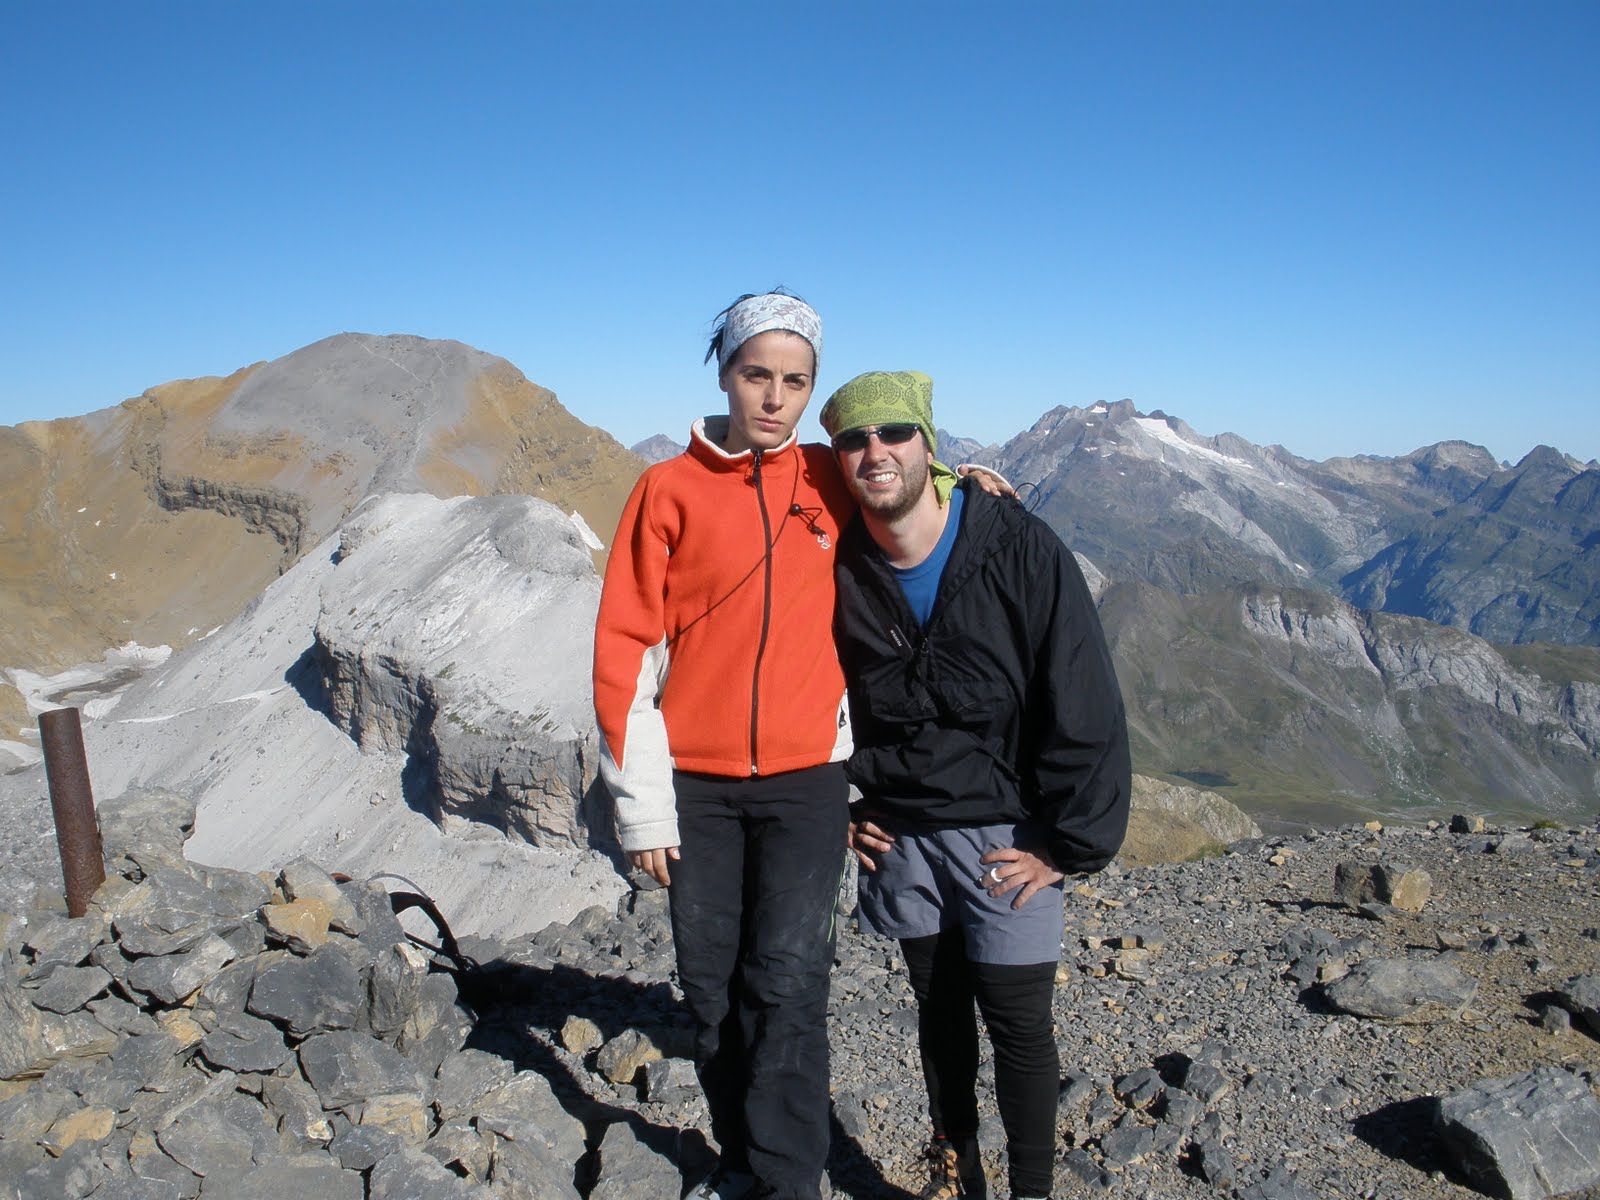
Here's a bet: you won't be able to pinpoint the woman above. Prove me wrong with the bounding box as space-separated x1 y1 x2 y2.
593 291 854 1200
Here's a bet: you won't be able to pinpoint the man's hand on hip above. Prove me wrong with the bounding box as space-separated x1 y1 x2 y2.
978 846 1064 909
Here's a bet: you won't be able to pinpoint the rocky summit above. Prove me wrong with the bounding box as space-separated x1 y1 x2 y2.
3 792 1598 1200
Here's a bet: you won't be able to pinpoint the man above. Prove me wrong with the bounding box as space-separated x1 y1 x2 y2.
820 371 1131 1200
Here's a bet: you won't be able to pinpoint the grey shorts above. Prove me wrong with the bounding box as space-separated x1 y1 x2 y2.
855 820 1065 966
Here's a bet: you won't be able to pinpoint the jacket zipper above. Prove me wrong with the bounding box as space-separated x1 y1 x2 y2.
750 450 775 774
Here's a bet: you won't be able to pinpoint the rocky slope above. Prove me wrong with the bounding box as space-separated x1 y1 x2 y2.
1101 582 1600 828
0 492 626 940
0 333 644 747
3 790 1597 1200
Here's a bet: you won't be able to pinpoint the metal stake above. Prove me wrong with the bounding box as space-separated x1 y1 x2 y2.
38 707 106 917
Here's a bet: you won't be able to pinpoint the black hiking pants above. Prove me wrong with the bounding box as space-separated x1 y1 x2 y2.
669 763 849 1200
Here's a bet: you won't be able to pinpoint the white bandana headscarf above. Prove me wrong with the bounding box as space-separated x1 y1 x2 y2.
713 293 822 376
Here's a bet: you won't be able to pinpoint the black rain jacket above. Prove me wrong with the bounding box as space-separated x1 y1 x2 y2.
833 480 1131 874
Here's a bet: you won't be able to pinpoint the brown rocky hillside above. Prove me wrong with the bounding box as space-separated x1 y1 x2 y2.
0 333 645 741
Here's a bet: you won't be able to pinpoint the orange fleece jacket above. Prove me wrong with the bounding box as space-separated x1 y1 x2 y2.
593 419 856 853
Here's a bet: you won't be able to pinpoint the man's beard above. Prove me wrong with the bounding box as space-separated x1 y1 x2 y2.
855 454 930 522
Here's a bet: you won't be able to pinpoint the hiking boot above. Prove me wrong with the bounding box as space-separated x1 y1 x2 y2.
684 1164 757 1200
918 1137 985 1200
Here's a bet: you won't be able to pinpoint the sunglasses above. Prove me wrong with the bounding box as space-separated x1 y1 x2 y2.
831 424 921 453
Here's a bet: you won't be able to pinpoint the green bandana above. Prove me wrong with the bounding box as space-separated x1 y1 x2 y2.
819 370 958 504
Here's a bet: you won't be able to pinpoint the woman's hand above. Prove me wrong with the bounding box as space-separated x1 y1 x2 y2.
848 818 895 872
628 846 680 887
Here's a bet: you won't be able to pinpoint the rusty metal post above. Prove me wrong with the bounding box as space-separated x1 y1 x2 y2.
38 707 106 917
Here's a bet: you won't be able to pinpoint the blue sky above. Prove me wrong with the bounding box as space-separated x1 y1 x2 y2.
4 2 1596 465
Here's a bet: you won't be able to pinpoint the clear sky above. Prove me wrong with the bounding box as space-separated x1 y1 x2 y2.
4 2 1596 466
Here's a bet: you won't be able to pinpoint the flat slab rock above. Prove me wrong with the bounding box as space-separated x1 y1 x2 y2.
1322 957 1478 1023
1434 1068 1600 1200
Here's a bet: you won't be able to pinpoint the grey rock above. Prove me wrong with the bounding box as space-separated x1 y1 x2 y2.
365 940 428 1040
247 944 362 1036
298 1029 429 1116
157 1105 267 1176
194 953 276 1024
591 1119 681 1200
195 1155 365 1199
642 1056 699 1103
1113 1066 1164 1109
1323 957 1478 1023
434 1047 516 1122
261 1073 335 1151
368 1145 491 1198
196 866 273 919
20 912 110 973
480 1129 583 1200
197 1009 295 1073
1100 1120 1156 1165
1191 1136 1235 1188
97 788 197 864
342 879 408 952
475 1071 587 1165
112 868 240 957
1434 1068 1600 1200
1158 1090 1205 1129
129 1137 203 1199
1178 1060 1232 1104
425 1119 492 1181
95 1175 186 1199
1060 1072 1097 1112
1236 1160 1320 1199
331 1122 403 1171
1490 833 1537 854
22 962 113 1013
0 960 119 1078
1062 1146 1114 1190
278 859 362 934
14 1139 110 1200
395 972 472 1075
1538 1004 1572 1034
595 1028 661 1085
0 1082 73 1143
88 993 160 1037
125 933 236 1005
1555 973 1600 1038
105 1030 188 1099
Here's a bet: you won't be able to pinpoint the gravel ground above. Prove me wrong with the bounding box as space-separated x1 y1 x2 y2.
471 817 1600 1199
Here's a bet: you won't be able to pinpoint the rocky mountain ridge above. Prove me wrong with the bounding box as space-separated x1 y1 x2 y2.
973 400 1600 647
0 333 642 747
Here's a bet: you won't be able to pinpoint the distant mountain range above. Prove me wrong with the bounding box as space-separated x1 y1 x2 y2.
2 338 1595 831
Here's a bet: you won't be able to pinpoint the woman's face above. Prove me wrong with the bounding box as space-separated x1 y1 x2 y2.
719 330 816 455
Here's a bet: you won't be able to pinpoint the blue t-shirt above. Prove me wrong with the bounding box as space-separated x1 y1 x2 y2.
891 487 965 627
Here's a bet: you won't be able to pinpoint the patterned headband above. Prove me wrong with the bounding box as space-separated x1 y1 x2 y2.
715 293 823 375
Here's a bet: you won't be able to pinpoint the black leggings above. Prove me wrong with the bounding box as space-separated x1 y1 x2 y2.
901 929 1059 1197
